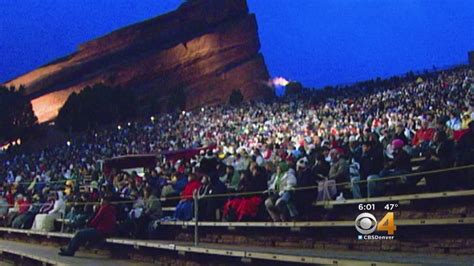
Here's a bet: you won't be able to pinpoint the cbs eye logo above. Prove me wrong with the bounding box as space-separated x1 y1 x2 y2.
355 212 396 235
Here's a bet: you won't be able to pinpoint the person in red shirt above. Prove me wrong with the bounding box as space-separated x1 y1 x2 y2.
181 174 201 200
412 120 435 147
17 195 31 214
5 194 30 225
59 197 116 256
173 174 201 221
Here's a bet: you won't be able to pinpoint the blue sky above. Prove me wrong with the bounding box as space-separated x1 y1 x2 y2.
1 0 473 87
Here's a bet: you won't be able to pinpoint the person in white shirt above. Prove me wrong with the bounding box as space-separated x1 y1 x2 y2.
265 162 298 222
32 191 66 231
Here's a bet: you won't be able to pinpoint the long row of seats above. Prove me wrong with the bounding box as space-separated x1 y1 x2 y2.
4 185 474 264
150 185 474 257
7 160 474 264
159 188 474 212
314 189 474 207
0 227 408 265
3 227 474 265
158 217 474 228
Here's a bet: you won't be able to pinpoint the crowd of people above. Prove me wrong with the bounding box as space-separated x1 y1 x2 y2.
0 66 473 255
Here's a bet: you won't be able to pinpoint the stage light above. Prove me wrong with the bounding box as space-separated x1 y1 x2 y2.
66 141 71 146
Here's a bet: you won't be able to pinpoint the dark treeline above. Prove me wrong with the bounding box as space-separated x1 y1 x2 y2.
0 85 37 144
56 84 248 133
56 84 137 132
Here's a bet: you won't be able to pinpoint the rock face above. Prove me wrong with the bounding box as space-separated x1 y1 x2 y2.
4 0 273 123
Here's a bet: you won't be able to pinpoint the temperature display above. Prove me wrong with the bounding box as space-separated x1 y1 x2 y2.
384 203 399 211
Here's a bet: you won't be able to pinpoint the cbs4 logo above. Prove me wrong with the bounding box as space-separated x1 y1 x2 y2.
355 212 396 235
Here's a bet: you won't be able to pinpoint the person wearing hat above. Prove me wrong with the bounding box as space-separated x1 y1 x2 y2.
295 157 315 217
367 139 411 197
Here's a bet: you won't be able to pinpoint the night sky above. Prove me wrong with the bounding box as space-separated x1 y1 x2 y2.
1 0 473 88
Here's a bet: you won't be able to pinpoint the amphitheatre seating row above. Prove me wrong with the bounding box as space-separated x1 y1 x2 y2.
76 184 473 228
80 157 427 194
76 157 460 214
152 187 474 257
2 227 474 265
157 188 474 215
54 188 474 234
0 228 407 265
314 189 474 207
158 217 474 228
154 157 447 207
4 183 474 263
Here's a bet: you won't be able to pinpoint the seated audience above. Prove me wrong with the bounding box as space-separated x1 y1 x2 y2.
174 174 200 221
368 139 412 197
265 162 298 221
32 191 66 231
59 197 116 257
0 66 470 235
223 170 266 221
198 174 226 221
351 141 383 198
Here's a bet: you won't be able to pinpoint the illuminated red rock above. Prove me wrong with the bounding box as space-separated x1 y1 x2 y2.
4 0 273 122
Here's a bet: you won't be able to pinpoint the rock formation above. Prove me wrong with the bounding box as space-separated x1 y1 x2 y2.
4 0 273 122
